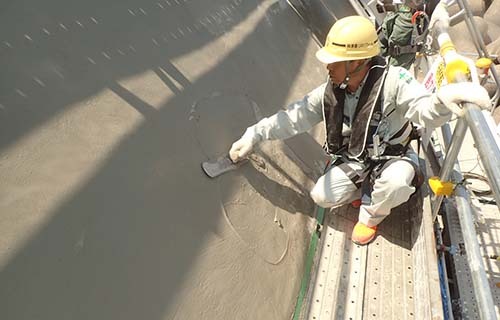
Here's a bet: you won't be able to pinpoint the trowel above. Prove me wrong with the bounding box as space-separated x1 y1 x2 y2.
201 155 248 178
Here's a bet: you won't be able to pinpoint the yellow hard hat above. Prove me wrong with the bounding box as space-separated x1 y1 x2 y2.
316 16 380 64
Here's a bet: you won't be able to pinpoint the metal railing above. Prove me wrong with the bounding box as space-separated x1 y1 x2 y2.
425 1 500 319
449 0 500 108
431 106 500 320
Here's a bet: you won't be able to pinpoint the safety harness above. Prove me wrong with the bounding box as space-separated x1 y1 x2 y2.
322 56 424 204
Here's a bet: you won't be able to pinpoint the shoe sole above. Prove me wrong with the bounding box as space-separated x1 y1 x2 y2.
352 235 376 246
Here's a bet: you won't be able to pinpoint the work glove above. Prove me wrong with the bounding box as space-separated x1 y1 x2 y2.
429 1 450 32
229 129 259 163
436 82 491 117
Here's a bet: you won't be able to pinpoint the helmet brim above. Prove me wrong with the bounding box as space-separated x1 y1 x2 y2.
315 47 348 64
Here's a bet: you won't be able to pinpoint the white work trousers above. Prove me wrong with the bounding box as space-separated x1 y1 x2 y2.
309 156 417 227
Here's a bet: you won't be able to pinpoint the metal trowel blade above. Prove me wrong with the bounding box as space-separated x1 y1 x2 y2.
201 155 248 178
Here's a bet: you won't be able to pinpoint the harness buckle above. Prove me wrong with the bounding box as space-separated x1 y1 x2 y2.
391 45 401 56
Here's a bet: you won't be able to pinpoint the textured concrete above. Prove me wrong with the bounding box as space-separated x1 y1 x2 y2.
485 0 500 26
0 0 328 319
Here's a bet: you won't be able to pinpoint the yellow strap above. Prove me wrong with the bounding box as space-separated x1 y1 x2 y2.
439 40 455 57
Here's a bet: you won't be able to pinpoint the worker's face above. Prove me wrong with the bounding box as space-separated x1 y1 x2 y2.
326 60 363 85
326 62 347 85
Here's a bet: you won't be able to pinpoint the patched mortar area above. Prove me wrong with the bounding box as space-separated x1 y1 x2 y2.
191 92 314 265
190 92 261 159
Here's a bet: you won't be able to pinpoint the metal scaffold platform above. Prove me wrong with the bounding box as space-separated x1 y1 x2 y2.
299 190 443 320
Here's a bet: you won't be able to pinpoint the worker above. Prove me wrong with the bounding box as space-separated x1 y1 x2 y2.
228 15 490 245
378 0 432 69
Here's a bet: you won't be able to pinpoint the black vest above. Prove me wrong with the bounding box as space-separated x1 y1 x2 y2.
322 56 388 158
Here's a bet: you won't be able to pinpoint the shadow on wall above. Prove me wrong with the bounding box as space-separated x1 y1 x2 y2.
0 0 325 319
287 0 357 43
242 151 316 216
0 0 257 151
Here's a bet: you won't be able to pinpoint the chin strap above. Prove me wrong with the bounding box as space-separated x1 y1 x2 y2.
338 60 370 90
338 61 351 89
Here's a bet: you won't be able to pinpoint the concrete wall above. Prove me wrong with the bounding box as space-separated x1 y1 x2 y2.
0 0 328 319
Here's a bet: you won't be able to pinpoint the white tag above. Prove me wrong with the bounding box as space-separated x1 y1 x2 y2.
373 134 381 157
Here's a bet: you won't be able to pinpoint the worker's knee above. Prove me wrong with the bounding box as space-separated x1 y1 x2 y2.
310 178 352 208
309 164 362 208
372 173 415 204
372 161 416 201
378 179 414 200
385 175 413 191
380 160 415 186
310 184 334 208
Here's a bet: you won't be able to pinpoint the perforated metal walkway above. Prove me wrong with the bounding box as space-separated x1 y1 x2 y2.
300 191 444 320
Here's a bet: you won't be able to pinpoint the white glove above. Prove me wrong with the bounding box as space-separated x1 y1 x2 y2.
437 82 491 117
429 1 450 32
229 129 258 162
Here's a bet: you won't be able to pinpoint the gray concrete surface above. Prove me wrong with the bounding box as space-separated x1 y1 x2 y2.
0 0 329 319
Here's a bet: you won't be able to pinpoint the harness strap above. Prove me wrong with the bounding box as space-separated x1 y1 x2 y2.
360 157 424 205
388 44 419 56
337 162 365 188
389 121 411 141
370 123 420 160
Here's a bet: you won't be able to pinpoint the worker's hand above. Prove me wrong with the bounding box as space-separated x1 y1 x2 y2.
443 52 480 84
436 82 491 116
429 1 450 32
229 130 257 163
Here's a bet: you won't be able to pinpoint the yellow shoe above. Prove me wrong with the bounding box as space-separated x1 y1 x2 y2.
352 222 377 245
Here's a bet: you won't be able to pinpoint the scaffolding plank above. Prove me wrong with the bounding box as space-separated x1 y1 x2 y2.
363 196 415 320
306 206 367 320
303 189 443 320
412 191 445 320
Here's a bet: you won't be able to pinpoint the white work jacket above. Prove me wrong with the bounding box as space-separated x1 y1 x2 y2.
242 65 451 156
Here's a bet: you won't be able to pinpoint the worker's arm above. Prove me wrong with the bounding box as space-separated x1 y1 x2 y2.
388 66 490 128
386 66 453 128
229 84 325 161
246 84 325 141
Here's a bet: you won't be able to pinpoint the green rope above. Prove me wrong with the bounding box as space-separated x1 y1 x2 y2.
292 206 326 320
